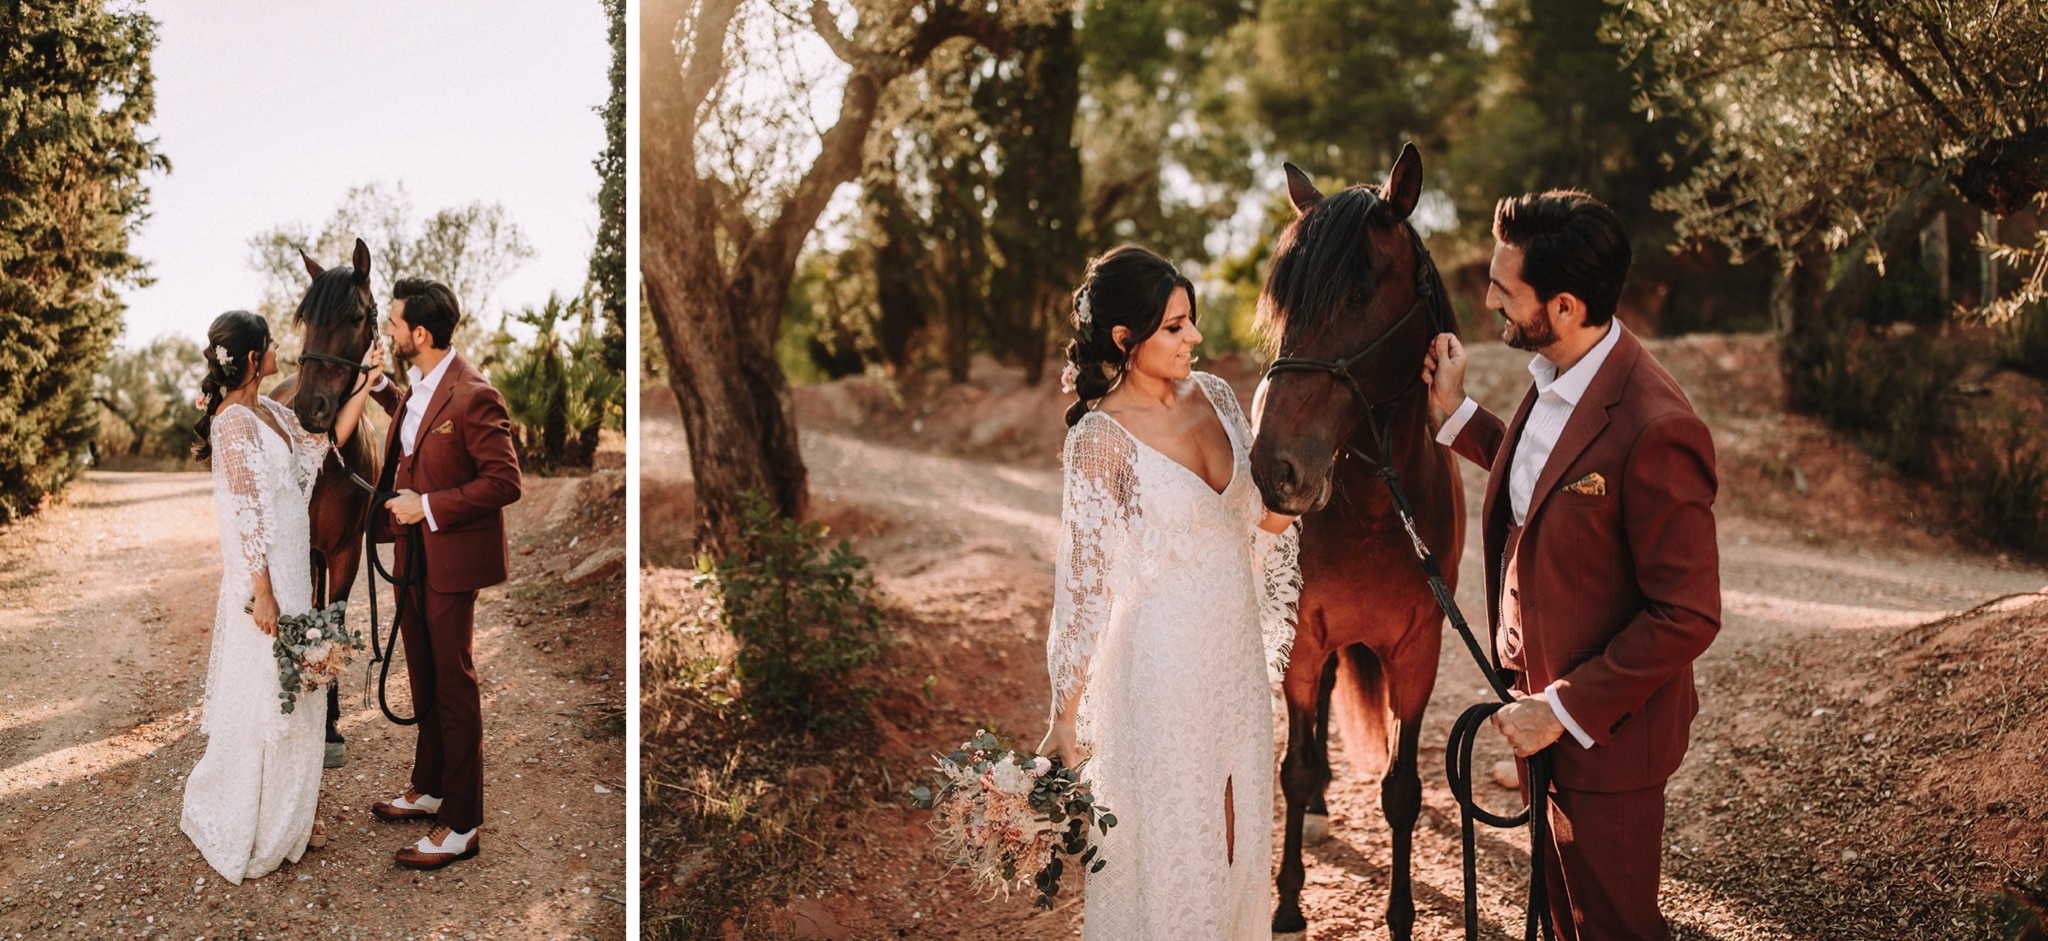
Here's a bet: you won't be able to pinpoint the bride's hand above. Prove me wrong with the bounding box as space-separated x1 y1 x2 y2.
1038 720 1089 770
361 336 386 375
251 578 280 636
1259 509 1298 534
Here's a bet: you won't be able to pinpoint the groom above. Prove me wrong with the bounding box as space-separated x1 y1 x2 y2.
365 278 522 870
1421 190 1720 940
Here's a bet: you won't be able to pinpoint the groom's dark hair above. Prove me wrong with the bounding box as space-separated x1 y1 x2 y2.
1493 190 1631 327
393 279 461 350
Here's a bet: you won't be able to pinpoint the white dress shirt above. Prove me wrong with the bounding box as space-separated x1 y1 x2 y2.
1433 322 1620 749
372 350 459 532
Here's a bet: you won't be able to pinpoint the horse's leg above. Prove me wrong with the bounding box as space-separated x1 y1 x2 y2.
1274 652 1333 939
1381 626 1442 941
1303 651 1339 846
324 534 364 746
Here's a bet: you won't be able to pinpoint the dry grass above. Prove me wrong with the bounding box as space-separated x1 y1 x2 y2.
639 569 896 941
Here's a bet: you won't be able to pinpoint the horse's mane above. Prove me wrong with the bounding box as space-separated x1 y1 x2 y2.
1257 183 1459 348
294 266 371 330
1258 184 1387 345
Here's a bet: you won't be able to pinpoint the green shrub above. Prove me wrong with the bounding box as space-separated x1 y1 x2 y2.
699 493 888 734
1962 407 2048 555
491 293 625 472
1806 327 1967 478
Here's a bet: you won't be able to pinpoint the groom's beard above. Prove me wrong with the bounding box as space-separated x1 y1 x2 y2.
1501 307 1559 352
391 336 419 364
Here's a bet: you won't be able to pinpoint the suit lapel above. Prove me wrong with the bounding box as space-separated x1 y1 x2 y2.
1524 324 1640 525
412 352 469 457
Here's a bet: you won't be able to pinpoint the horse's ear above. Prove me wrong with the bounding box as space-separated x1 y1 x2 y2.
1385 142 1423 222
351 238 371 283
1284 162 1322 215
300 249 323 279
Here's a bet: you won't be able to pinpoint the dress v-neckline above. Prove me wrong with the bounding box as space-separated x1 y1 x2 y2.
1095 377 1240 497
231 399 295 459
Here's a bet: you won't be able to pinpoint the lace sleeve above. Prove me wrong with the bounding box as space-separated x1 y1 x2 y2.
1252 523 1301 683
211 406 271 582
1047 415 1139 715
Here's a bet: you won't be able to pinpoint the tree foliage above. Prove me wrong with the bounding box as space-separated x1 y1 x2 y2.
490 294 625 473
590 0 628 378
0 0 166 522
643 0 1050 552
246 183 536 355
1607 0 2048 315
93 336 204 461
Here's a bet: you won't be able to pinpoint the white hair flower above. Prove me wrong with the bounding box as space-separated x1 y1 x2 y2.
1059 362 1079 394
1076 292 1092 328
213 344 231 366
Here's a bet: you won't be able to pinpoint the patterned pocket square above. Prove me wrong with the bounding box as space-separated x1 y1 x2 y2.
431 419 455 435
1561 472 1607 496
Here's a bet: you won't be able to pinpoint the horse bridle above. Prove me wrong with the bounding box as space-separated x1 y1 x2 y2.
1260 225 1451 470
297 349 377 404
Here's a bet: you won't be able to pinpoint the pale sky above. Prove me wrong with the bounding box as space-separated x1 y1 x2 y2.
121 0 612 348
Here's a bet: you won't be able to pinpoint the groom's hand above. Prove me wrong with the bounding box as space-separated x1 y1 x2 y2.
1421 332 1467 418
1491 694 1565 757
385 489 426 526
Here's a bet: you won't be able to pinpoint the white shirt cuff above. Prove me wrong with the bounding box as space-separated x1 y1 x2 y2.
370 371 391 392
1539 681 1596 749
1434 396 1479 446
421 493 440 533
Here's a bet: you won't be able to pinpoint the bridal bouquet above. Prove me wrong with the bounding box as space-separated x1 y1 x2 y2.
272 601 363 715
910 728 1116 909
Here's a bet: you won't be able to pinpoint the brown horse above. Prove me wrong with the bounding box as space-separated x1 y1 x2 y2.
1249 144 1465 940
267 238 385 751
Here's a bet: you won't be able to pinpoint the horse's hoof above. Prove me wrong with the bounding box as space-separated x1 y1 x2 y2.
323 742 347 769
1302 812 1331 846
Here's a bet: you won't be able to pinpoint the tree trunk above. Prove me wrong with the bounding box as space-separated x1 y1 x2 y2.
642 0 1006 553
1776 237 1836 415
643 274 808 556
573 423 601 469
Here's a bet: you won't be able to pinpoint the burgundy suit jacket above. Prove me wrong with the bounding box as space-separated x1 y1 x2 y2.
1447 324 1720 793
370 352 522 594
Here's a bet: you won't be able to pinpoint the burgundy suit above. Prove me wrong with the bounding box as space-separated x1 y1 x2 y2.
370 351 521 833
1445 324 1719 940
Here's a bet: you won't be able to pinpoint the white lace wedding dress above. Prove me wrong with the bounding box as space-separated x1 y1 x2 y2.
1049 371 1300 940
181 397 330 884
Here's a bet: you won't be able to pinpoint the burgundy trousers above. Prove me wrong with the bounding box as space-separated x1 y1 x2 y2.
395 538 484 833
1536 781 1672 941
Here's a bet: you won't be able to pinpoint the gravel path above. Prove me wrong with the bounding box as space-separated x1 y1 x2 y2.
0 470 627 941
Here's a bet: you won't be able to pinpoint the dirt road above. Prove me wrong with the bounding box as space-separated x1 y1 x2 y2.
642 343 2048 939
0 470 627 941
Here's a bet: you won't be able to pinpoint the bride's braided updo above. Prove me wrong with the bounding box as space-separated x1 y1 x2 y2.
191 310 272 462
1062 245 1196 428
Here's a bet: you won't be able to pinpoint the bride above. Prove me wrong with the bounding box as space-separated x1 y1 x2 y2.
182 309 380 883
1039 246 1300 938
